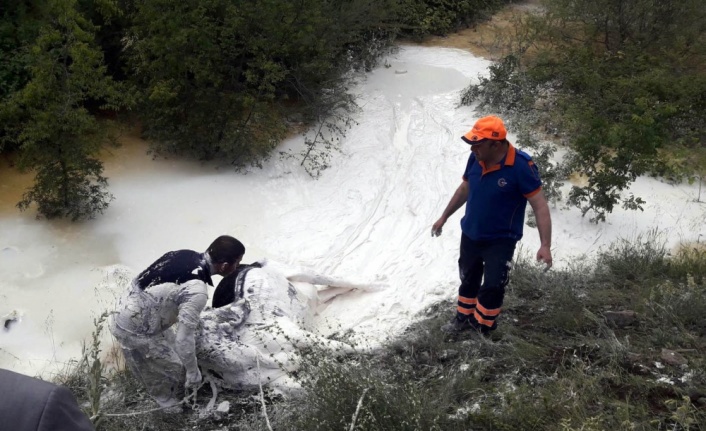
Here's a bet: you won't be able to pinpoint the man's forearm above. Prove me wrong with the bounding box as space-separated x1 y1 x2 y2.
175 324 198 373
534 204 552 247
440 185 468 220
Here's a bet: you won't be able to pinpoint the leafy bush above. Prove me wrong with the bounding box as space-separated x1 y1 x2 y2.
2 0 522 215
397 0 512 39
126 0 400 168
460 54 566 205
461 0 706 222
2 0 123 220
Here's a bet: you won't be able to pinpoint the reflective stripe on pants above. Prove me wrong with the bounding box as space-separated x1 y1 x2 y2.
456 234 516 330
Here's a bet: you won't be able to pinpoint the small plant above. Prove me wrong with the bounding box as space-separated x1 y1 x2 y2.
281 89 360 179
559 416 603 431
594 230 668 286
82 311 110 427
298 112 356 179
665 396 699 430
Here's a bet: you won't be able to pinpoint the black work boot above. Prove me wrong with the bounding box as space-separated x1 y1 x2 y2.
440 316 473 333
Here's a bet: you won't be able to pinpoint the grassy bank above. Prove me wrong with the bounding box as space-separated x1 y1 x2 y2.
57 234 706 430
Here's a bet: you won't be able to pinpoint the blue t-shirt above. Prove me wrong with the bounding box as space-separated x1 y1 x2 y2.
461 144 542 241
135 249 213 290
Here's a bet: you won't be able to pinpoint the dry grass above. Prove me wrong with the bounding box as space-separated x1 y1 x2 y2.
410 0 544 61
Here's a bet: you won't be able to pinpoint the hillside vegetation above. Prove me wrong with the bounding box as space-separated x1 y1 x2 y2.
0 0 510 219
461 0 706 222
4 2 706 427
3 1 703 223
59 235 706 430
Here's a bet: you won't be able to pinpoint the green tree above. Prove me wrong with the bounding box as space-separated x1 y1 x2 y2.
127 0 400 170
3 0 124 220
279 0 395 176
127 0 291 165
396 0 511 39
0 1 45 153
461 0 706 222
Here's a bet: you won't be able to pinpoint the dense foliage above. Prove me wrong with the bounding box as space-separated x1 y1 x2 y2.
2 0 124 220
1 0 509 220
461 0 706 222
397 0 510 39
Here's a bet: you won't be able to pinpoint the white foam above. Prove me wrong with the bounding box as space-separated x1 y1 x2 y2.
1 46 704 377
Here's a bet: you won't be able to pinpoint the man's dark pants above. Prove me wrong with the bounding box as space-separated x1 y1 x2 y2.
456 233 517 332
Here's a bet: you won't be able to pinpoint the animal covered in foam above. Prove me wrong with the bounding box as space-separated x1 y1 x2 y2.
195 260 385 392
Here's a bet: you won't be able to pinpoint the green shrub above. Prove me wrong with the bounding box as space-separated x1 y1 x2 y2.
594 231 669 287
460 0 706 223
397 0 511 39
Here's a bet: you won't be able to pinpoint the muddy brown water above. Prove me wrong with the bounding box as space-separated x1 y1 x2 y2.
0 128 154 216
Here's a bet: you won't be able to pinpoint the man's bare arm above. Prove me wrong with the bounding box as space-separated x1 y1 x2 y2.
432 181 469 236
528 189 552 267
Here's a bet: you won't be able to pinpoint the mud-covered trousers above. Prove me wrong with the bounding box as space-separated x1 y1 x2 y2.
456 234 517 332
109 321 186 407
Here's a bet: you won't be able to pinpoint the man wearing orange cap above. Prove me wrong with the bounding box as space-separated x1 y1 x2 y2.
432 115 552 334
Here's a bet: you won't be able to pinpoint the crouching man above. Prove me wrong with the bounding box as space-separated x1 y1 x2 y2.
109 235 245 408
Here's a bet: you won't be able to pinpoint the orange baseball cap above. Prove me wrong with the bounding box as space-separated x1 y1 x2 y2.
461 115 507 144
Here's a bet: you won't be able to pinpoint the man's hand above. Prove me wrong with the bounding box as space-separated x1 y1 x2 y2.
185 368 202 389
536 245 552 270
431 218 446 237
